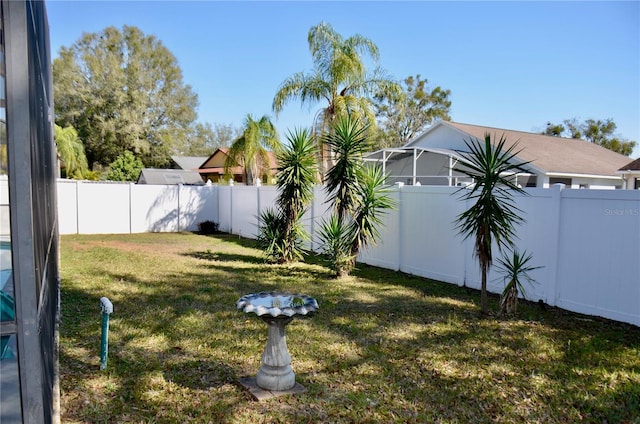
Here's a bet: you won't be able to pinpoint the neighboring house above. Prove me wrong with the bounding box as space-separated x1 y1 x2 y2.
365 121 633 189
169 155 208 171
198 148 278 184
137 169 205 185
618 158 640 189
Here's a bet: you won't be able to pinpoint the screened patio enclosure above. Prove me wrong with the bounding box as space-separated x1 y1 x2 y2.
363 147 536 187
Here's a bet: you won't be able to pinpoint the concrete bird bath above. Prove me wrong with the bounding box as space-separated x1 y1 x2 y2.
237 291 318 396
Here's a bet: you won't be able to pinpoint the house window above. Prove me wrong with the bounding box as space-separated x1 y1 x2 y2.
635 178 640 190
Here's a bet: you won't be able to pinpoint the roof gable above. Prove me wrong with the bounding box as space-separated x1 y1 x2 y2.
170 156 208 170
200 148 278 171
200 148 230 169
137 169 205 185
619 157 640 171
408 121 631 177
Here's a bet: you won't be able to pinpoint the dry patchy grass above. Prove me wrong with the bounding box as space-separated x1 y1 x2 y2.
59 233 640 423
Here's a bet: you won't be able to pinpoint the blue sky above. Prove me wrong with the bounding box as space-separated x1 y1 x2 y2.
46 1 640 157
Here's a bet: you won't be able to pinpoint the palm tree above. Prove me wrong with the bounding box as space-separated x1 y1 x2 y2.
454 133 530 314
225 114 280 185
258 128 318 263
323 115 370 221
272 22 402 176
319 115 394 277
54 124 90 179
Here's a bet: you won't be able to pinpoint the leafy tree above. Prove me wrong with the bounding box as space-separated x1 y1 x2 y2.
542 118 636 156
53 25 199 169
373 74 451 149
272 21 402 176
319 116 394 277
258 128 318 263
54 124 91 179
454 134 529 314
106 150 144 182
542 123 565 137
177 122 240 156
224 114 281 185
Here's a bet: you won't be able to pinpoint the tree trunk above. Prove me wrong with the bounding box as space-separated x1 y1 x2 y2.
481 265 488 315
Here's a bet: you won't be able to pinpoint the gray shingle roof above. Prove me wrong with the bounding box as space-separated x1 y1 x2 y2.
618 157 640 171
170 156 208 170
443 122 631 176
137 169 205 185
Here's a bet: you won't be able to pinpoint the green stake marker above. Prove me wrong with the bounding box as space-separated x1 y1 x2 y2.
99 297 113 370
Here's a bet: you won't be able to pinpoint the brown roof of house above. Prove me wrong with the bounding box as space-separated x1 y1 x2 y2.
443 122 631 176
200 148 278 173
618 157 640 171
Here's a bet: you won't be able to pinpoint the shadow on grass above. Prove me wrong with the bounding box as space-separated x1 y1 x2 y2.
60 233 640 423
183 250 267 264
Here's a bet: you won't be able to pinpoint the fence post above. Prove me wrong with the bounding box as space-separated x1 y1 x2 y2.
396 183 404 272
129 182 133 234
177 184 182 232
75 180 80 234
99 297 113 370
544 184 564 306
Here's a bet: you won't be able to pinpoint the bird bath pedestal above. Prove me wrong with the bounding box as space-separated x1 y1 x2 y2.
237 292 318 398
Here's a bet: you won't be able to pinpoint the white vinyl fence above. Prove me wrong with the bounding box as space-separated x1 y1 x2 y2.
56 179 640 326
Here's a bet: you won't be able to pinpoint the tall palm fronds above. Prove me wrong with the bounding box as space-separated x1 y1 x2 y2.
272 22 402 177
257 128 318 263
455 133 530 314
319 115 394 277
349 165 395 259
54 124 90 179
323 115 370 221
225 114 280 185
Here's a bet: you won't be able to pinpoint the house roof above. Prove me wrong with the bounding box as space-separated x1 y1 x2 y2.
136 169 205 185
409 121 632 177
199 148 278 174
618 157 640 171
170 156 208 170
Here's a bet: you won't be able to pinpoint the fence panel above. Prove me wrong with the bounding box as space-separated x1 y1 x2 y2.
555 189 639 325
77 182 131 234
179 184 219 232
56 180 78 235
217 186 232 233
397 186 467 285
230 186 260 238
359 188 401 270
131 184 179 233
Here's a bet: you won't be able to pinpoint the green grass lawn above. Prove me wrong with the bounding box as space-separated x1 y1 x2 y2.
59 233 640 423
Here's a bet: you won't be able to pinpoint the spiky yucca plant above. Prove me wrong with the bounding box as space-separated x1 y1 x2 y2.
318 215 355 277
455 133 530 314
350 166 395 259
257 128 317 263
319 115 394 277
496 250 541 317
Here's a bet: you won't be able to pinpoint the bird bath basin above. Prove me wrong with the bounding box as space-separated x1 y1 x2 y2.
237 292 318 392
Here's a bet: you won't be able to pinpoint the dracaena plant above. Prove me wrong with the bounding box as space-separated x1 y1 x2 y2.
454 133 531 315
257 128 317 263
496 249 542 317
